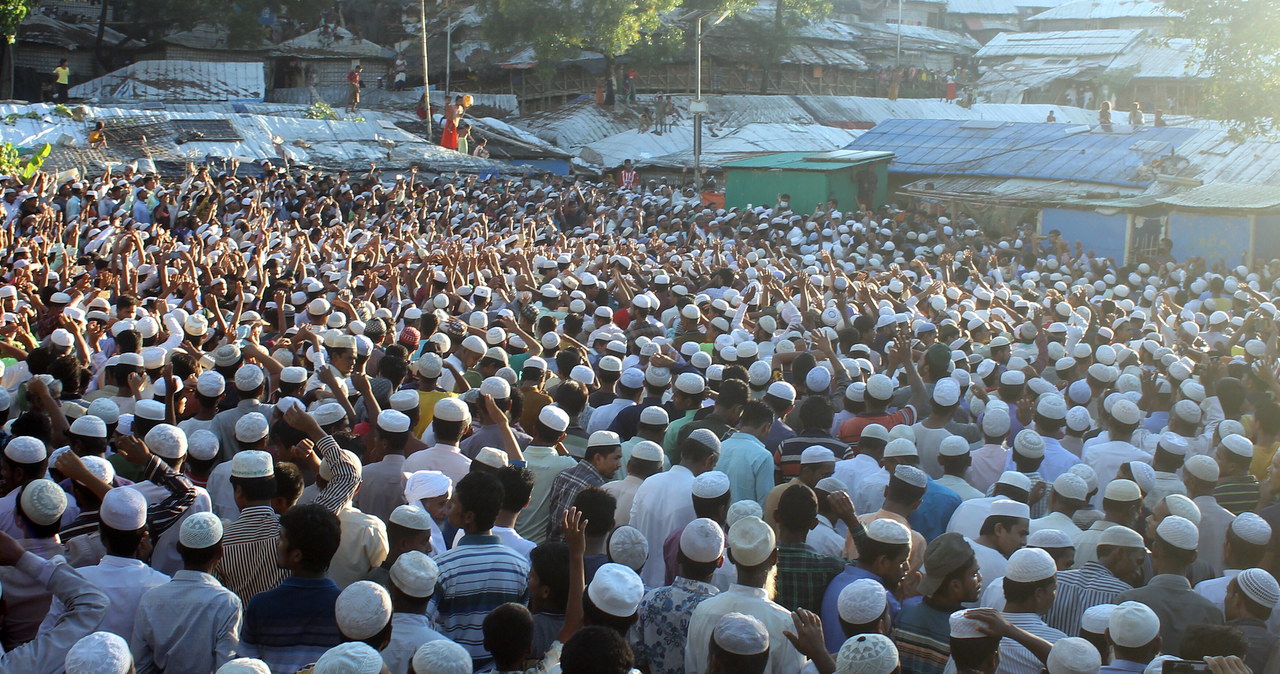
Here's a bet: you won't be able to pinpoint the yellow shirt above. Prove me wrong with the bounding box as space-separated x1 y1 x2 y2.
54 66 69 85
413 389 455 437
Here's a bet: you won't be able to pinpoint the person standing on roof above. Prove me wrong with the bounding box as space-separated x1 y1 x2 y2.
346 65 363 114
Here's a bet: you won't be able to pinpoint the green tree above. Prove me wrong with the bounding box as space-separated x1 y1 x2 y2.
1164 0 1280 136
0 0 36 98
733 0 832 94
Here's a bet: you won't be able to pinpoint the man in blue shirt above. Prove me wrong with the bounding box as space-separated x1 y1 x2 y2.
820 518 911 652
240 504 344 674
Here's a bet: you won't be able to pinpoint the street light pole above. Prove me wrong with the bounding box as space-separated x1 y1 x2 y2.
694 15 703 192
420 0 432 139
445 17 459 98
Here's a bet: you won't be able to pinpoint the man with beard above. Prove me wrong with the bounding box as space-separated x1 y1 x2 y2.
820 518 912 653
893 533 983 674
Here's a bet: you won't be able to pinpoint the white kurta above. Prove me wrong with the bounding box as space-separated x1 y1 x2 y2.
629 464 696 587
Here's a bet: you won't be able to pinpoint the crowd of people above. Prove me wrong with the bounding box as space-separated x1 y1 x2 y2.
0 161 1276 674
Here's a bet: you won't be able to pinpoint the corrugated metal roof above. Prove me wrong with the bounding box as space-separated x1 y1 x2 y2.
19 13 134 50
272 27 392 59
724 150 892 170
900 175 1144 201
844 117 1201 187
641 123 865 169
974 55 1112 103
1157 183 1280 210
161 23 269 51
975 29 1144 58
1105 38 1205 79
797 95 1098 125
1026 0 1177 22
69 61 266 102
1173 131 1280 187
0 102 518 174
946 0 1020 16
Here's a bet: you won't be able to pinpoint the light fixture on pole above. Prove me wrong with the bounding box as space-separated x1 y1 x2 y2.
444 16 462 97
679 8 730 192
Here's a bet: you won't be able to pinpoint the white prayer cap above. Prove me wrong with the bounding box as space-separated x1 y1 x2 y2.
234 364 265 391
1005 547 1057 582
538 405 570 432
1155 514 1198 550
608 525 649 571
1184 455 1219 482
1103 478 1141 502
434 397 471 423
1036 395 1067 420
1052 473 1088 502
134 399 166 422
1065 406 1092 432
692 471 730 498
377 409 411 434
5 436 46 464
20 479 66 525
311 403 346 427
894 465 928 489
314 642 384 674
70 415 107 439
412 639 472 674
1163 493 1200 524
988 498 1030 519
1098 525 1146 550
713 612 770 656
933 378 961 406
1236 568 1280 608
1111 400 1142 425
1109 601 1161 647
884 438 917 458
1231 512 1272 546
1173 399 1201 423
404 470 452 501
480 376 511 399
235 412 270 443
939 436 970 457
145 424 187 459
687 428 722 454
865 374 895 400
639 406 669 426
391 550 439 598
839 578 888 625
81 456 114 486
1081 604 1116 634
118 352 144 368
680 518 725 563
1028 529 1074 550
231 450 274 478
1157 432 1188 456
101 486 147 530
1221 433 1254 459
389 504 433 531
949 610 987 638
620 368 646 389
996 471 1032 492
1013 429 1045 458
981 408 1011 436
390 390 419 412
862 424 890 441
675 372 706 395
630 441 664 463
280 366 309 384
835 633 899 674
475 447 508 469
88 399 120 424
65 631 132 674
728 516 776 567
336 580 392 639
801 446 837 464
217 658 272 674
180 512 224 549
1128 461 1155 494
727 500 763 527
867 518 911 545
588 563 645 617
588 431 621 449
1047 637 1103 674
197 371 226 397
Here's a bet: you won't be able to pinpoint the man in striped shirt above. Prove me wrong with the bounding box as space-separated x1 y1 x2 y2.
998 547 1066 674
434 470 530 670
1045 524 1143 636
216 407 359 604
1214 434 1260 515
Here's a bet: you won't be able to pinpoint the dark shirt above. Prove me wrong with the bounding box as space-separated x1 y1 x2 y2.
241 576 343 673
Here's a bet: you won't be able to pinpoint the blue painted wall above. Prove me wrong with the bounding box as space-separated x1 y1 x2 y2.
1255 215 1280 263
1168 213 1251 267
1042 208 1128 263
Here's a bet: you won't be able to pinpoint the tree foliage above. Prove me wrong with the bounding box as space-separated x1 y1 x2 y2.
0 0 34 43
735 0 833 94
1164 0 1280 136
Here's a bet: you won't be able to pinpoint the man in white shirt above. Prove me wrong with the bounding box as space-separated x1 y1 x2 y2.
602 440 663 528
1072 479 1143 568
1185 455 1234 574
1031 473 1087 539
1082 401 1152 508
586 368 642 435
404 397 473 485
967 499 1029 586
631 428 721 586
936 436 984 501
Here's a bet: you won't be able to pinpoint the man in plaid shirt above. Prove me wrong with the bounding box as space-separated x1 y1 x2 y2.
774 482 846 612
545 430 622 541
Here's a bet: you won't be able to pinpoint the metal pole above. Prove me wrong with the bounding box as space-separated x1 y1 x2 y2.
895 0 903 69
420 0 432 139
694 16 703 192
445 20 453 99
